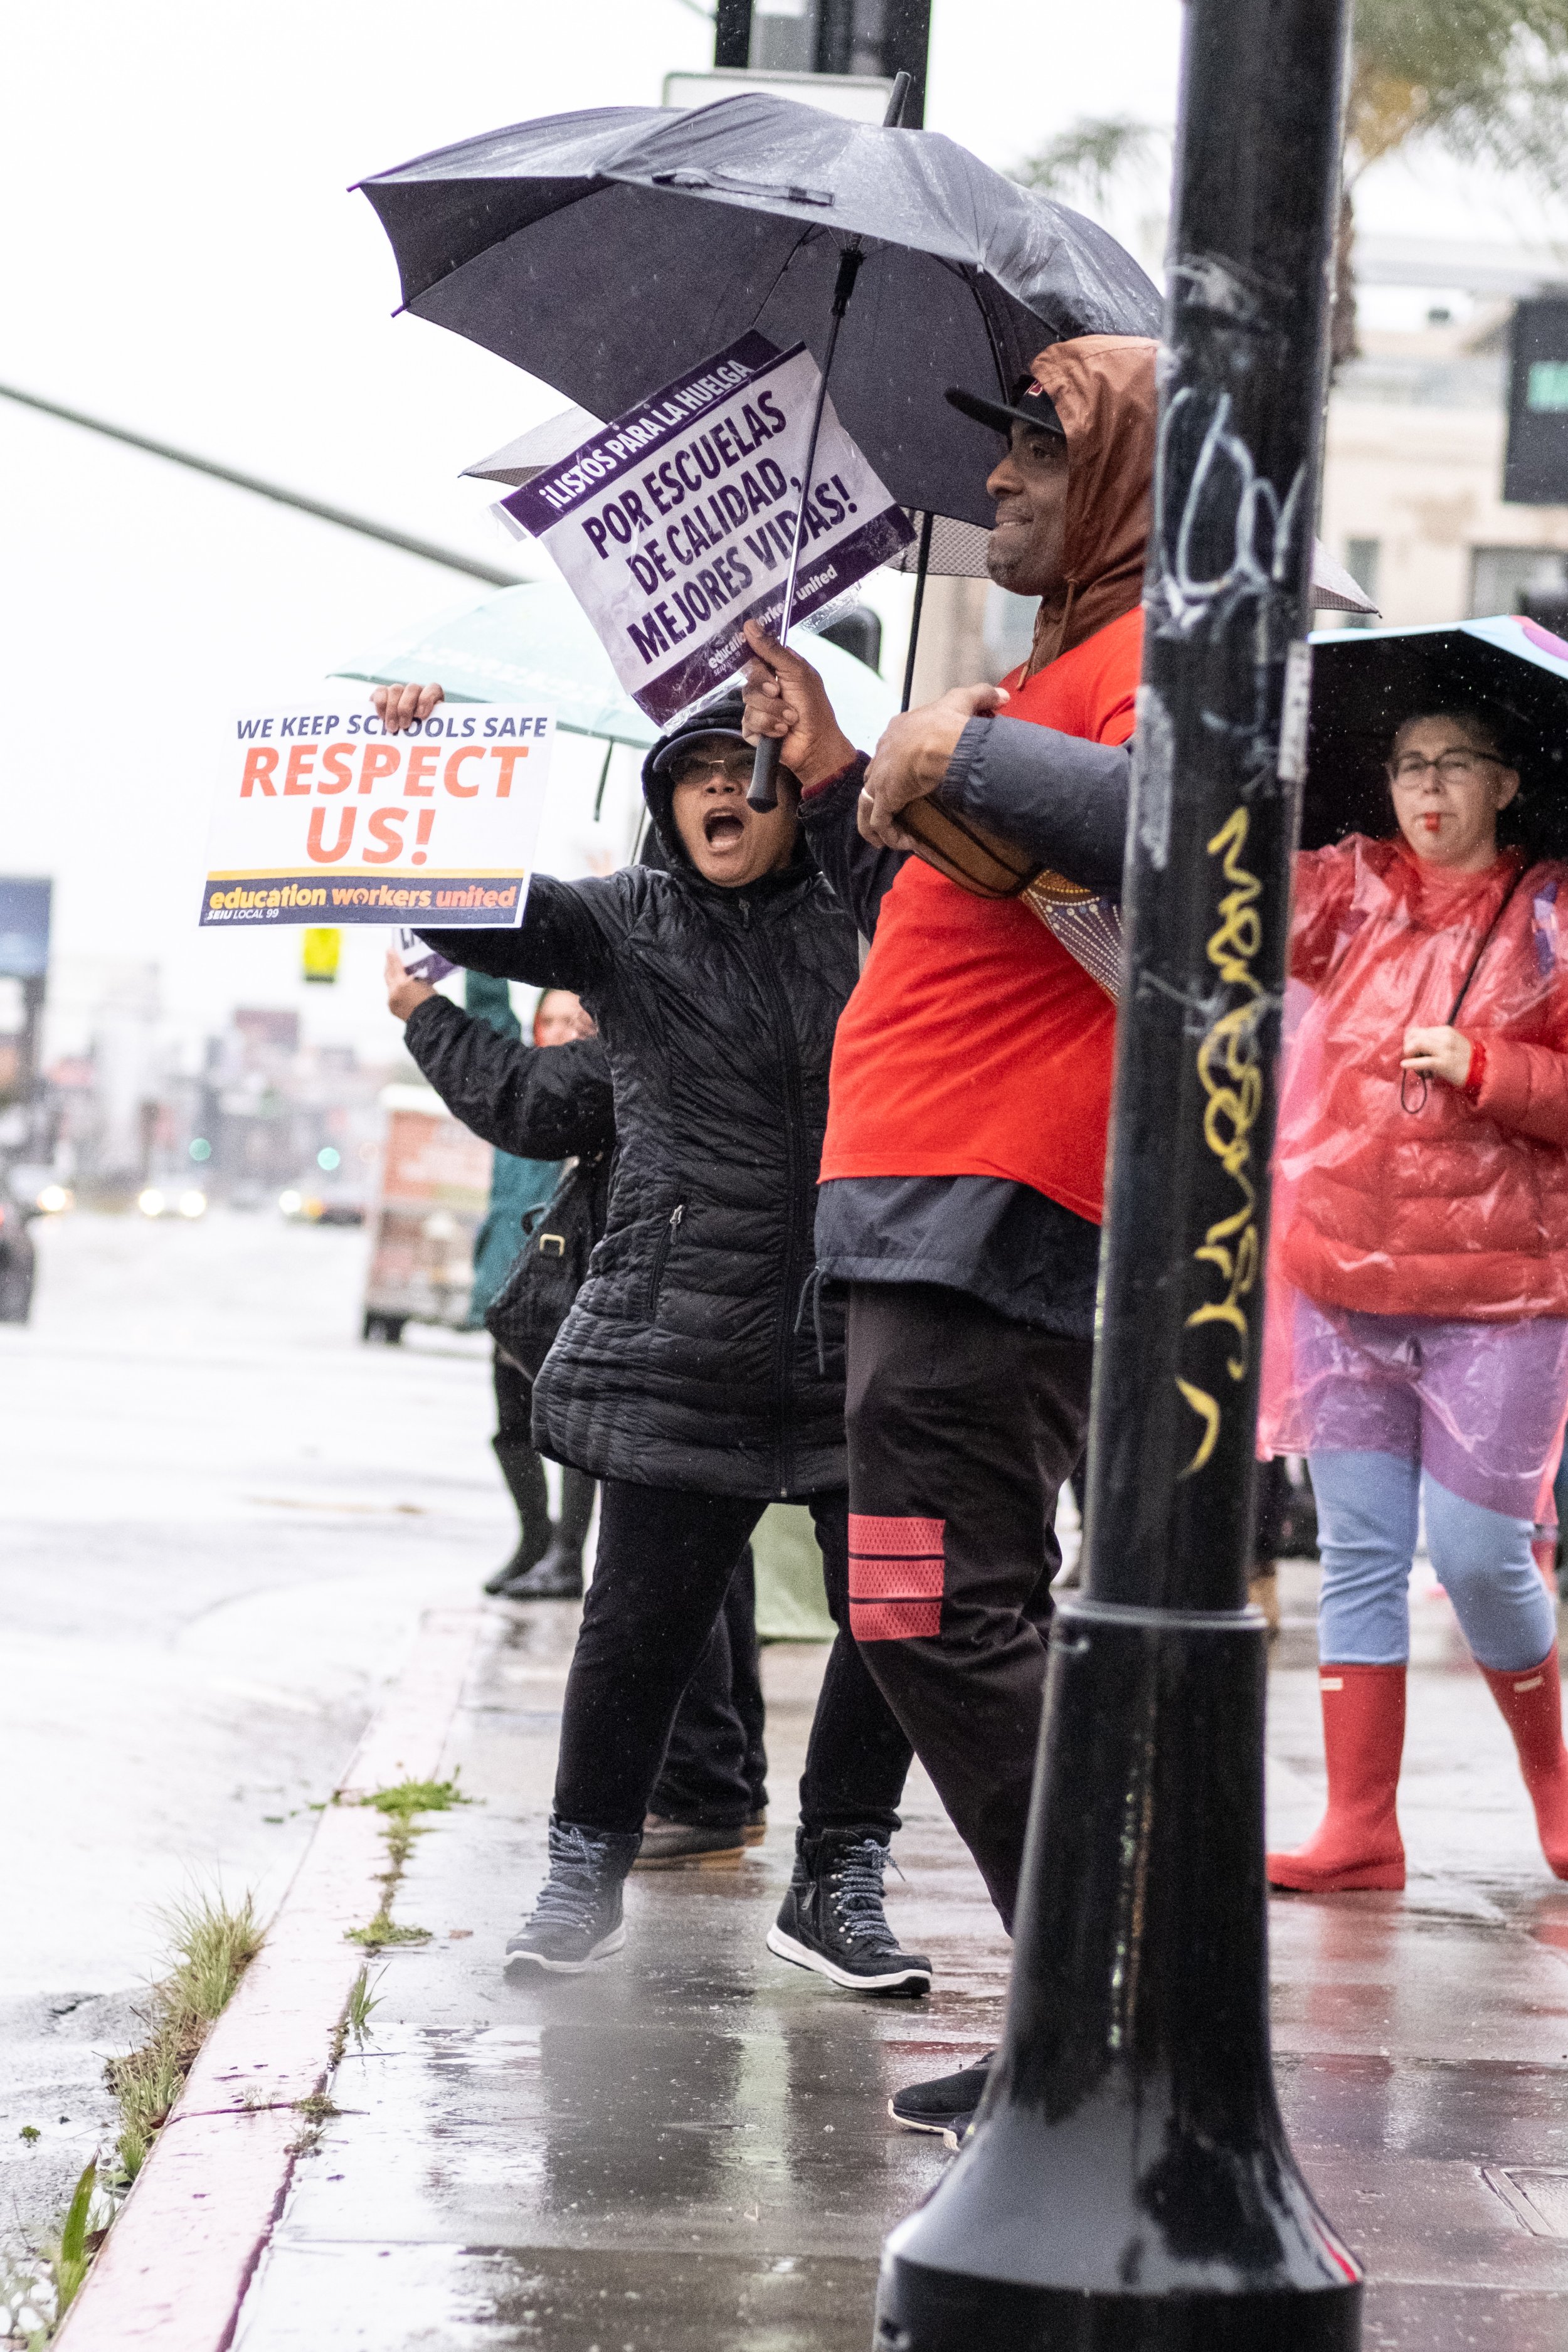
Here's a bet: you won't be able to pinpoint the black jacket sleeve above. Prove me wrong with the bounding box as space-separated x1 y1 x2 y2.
796 756 908 941
402 997 615 1162
416 871 624 990
937 717 1132 896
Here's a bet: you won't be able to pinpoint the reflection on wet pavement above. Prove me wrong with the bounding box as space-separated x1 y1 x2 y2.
235 1566 1568 2351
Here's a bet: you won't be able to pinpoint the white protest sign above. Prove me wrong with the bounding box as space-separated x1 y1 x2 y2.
499 334 913 725
200 702 554 930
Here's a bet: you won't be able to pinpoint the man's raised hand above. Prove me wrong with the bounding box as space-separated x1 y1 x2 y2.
372 681 445 735
740 622 856 790
859 684 1009 851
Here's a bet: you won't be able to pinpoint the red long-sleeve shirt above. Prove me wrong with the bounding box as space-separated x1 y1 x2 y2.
817 607 1140 1222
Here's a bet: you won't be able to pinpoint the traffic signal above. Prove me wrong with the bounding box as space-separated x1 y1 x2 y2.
301 928 341 985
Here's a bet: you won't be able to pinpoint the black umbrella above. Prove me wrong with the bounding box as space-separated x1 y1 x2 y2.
1305 615 1568 857
358 92 1161 536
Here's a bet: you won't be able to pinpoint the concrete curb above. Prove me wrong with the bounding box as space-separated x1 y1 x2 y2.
54 1605 487 2352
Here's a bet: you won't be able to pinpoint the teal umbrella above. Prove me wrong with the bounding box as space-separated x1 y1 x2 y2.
332 575 898 753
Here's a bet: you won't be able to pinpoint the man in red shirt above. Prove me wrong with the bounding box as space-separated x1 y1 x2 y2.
742 339 1153 2106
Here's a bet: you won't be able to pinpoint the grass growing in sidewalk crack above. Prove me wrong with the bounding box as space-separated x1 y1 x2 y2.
4 1899 262 2341
327 1964 386 2070
344 1777 471 1951
105 1892 263 2184
0 2161 110 2347
347 1964 385 2046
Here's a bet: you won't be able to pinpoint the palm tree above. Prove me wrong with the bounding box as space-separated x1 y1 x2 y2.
1016 2 1568 364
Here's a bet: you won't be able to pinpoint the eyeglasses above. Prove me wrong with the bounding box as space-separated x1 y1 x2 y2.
1387 750 1505 785
669 751 755 787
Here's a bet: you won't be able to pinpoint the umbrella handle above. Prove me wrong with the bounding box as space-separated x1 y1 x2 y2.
749 731 783 810
748 246 867 812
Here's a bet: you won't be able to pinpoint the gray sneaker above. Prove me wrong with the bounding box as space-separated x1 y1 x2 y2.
504 1819 641 1973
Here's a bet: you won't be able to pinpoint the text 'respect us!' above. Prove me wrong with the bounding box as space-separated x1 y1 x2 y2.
199 704 556 930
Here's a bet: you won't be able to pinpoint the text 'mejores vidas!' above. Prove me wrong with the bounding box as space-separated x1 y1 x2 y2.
200 703 555 929
500 334 913 724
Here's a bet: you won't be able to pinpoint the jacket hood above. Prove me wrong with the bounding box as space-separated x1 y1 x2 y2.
640 695 747 874
639 694 813 888
1024 334 1157 676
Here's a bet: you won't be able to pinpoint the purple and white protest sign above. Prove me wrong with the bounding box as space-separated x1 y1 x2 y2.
498 333 913 727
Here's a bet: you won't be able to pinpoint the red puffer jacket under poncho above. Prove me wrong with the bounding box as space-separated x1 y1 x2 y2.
1275 835 1568 1320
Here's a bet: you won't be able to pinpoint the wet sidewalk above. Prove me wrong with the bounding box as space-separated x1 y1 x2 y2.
231 1569 1568 2352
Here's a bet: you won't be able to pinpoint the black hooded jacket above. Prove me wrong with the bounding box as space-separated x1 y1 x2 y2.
416 698 857 1498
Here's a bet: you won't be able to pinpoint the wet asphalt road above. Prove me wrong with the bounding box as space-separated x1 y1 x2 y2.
0 1208 507 2241
235 1571 1568 2352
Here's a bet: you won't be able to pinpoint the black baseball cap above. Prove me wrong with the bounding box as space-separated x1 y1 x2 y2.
945 373 1064 440
647 697 751 779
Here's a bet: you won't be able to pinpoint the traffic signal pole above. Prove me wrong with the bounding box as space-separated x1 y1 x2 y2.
872 4 1360 2346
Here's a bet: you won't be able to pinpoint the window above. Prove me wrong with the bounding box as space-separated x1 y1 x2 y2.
1528 361 1568 415
1470 546 1568 618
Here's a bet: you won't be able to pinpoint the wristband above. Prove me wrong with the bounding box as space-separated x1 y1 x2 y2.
1462 1038 1487 1103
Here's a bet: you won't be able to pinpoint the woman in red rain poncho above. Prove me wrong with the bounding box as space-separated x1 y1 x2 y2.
1263 707 1568 1892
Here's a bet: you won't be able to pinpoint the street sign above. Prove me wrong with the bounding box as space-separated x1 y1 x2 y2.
200 703 555 930
1505 297 1568 506
713 0 931 124
662 68 893 123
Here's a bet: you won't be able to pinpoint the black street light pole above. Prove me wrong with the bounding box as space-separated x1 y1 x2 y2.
873 4 1361 2349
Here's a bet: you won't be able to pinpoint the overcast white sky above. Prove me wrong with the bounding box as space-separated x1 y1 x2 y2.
3 0 1561 1062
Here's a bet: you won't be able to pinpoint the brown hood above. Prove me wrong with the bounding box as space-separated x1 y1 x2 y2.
1023 335 1157 677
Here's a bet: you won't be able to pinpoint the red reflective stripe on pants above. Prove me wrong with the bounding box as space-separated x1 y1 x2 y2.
848 1555 943 1599
849 1512 945 1555
850 1597 943 1641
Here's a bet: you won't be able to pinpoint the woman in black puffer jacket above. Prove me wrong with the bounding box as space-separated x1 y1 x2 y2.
402 685 921 1994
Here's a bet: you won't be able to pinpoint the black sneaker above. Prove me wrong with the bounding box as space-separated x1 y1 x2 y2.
888 2050 995 2145
766 1830 932 1996
492 1538 585 1601
504 1820 640 1973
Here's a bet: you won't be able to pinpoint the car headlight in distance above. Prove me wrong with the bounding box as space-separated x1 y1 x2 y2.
177 1190 207 1219
278 1189 303 1217
138 1187 165 1218
37 1185 72 1214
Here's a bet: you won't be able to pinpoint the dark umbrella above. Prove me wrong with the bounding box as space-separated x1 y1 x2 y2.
357 92 1161 535
1305 613 1568 856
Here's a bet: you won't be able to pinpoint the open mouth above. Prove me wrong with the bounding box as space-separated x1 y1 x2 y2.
704 808 746 848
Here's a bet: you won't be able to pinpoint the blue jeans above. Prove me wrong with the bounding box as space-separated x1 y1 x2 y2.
1310 1450 1555 1671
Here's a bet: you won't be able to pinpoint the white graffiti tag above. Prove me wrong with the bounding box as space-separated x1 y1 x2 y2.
1153 384 1305 637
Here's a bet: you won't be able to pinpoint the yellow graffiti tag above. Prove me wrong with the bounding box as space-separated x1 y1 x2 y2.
1177 805 1266 1478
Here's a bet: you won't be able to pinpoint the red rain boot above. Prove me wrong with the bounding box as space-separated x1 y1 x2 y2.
1267 1663 1406 1892
1480 1644 1568 1880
